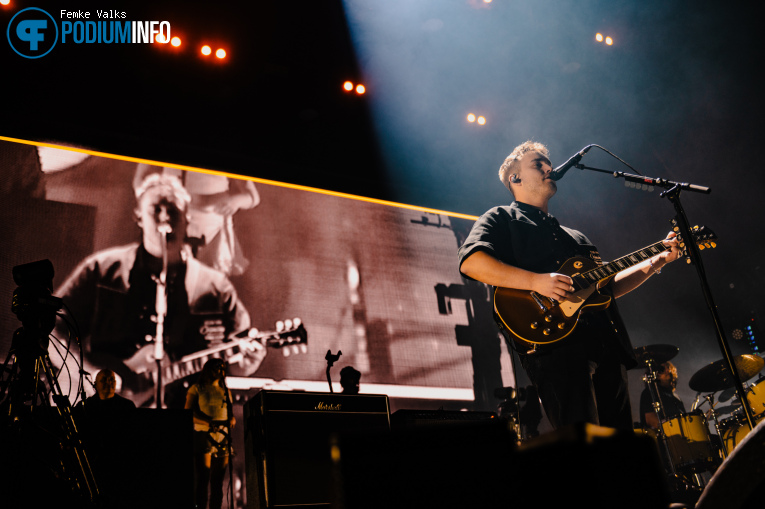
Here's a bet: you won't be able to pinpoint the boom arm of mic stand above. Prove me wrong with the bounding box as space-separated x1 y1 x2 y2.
575 164 712 194
577 164 751 428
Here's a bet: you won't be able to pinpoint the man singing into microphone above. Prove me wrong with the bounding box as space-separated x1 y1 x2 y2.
52 173 266 408
458 141 681 430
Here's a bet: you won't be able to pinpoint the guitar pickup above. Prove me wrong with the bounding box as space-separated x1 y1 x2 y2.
530 292 549 313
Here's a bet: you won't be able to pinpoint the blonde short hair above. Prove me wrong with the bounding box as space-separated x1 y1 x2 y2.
134 173 191 211
498 141 550 191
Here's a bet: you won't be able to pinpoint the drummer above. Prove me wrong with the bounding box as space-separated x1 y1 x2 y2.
640 361 686 429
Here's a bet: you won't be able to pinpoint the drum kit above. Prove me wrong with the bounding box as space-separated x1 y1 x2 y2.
636 344 765 488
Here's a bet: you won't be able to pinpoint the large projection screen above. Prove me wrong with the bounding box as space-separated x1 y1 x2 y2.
0 137 515 415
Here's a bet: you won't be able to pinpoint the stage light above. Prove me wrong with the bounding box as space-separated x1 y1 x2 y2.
0 0 10 5
201 45 212 56
595 33 604 42
343 81 354 91
216 48 227 59
477 116 486 125
605 36 613 45
171 36 181 47
355 84 366 94
467 113 476 122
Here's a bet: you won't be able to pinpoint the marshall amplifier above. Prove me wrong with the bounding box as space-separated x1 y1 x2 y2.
243 390 390 509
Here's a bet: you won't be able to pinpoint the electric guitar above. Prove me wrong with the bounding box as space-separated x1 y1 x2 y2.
494 226 717 353
110 319 307 407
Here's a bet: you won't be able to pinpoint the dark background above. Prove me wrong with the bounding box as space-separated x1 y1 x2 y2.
3 0 765 419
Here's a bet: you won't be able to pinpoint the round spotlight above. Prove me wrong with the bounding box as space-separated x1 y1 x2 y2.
477 116 486 125
0 0 10 5
171 36 181 47
343 81 354 91
201 45 212 56
467 113 476 123
595 33 604 42
605 36 613 46
355 84 366 94
216 48 227 59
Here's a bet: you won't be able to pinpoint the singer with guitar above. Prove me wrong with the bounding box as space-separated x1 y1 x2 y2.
51 173 267 408
458 141 681 430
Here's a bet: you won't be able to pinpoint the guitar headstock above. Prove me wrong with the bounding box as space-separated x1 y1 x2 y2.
264 318 308 356
671 221 718 263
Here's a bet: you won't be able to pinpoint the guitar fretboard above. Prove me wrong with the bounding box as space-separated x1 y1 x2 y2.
581 241 667 284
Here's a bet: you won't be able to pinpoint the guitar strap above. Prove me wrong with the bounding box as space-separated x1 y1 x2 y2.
205 427 232 455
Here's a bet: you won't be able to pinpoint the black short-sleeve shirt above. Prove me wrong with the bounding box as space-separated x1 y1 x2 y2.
458 201 635 366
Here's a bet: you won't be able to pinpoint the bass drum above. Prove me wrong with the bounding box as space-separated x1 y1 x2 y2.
719 413 763 457
661 411 715 472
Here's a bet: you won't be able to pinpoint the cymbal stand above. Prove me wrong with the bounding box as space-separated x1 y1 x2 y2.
694 393 728 458
643 358 677 475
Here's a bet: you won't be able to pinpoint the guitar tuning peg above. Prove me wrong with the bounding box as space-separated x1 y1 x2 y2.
276 320 285 332
300 343 308 354
291 344 300 355
282 347 291 357
284 319 293 330
247 328 260 338
710 242 717 248
698 244 705 250
293 317 302 326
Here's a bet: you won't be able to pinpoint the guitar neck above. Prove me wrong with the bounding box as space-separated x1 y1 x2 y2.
578 241 668 286
157 326 306 386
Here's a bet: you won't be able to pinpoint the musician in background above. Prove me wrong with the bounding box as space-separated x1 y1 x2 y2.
340 366 361 395
458 141 681 430
640 361 686 429
52 173 266 408
185 359 234 509
83 369 137 412
79 369 136 508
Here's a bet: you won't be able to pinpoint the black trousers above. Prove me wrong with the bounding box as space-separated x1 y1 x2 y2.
520 328 633 431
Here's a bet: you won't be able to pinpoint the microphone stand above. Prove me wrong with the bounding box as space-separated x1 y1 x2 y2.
220 375 235 509
154 227 170 409
572 163 757 431
325 350 342 393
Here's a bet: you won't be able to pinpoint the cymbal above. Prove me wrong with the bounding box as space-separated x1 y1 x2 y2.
633 344 679 366
718 386 737 402
689 355 765 392
715 401 742 415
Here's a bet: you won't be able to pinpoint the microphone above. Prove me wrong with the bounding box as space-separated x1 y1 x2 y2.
548 145 594 181
157 223 173 234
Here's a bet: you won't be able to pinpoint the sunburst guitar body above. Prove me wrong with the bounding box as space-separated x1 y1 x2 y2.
493 225 717 353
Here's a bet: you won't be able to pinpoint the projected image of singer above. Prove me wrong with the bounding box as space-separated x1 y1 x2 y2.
52 173 266 408
458 141 681 430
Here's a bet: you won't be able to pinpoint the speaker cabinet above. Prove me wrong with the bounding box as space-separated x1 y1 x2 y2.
243 390 390 509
